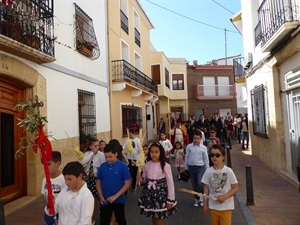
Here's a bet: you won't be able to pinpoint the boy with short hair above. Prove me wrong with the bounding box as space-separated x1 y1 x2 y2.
41 151 65 225
50 161 94 225
96 143 132 225
201 144 238 225
159 132 173 163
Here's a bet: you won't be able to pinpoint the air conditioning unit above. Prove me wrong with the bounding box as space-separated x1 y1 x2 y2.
244 53 253 70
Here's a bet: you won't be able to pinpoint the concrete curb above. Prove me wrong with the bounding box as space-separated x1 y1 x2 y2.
235 192 258 225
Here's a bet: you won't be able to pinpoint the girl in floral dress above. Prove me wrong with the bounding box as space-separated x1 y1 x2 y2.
174 141 185 180
138 143 178 225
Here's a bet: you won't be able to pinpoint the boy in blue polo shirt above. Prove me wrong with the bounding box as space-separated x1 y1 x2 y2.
96 142 132 225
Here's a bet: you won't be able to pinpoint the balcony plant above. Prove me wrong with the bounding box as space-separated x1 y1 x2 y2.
77 40 97 58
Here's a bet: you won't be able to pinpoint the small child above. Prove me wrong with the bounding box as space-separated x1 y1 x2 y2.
123 128 140 190
158 132 173 164
142 144 149 160
201 144 238 225
99 139 106 152
41 151 65 225
174 141 185 180
138 142 178 225
49 161 94 224
96 143 132 225
81 137 106 224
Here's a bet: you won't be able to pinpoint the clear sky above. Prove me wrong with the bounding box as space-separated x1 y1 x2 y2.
140 0 243 65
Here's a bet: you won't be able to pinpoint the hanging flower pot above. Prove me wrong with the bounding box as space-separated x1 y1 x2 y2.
78 45 93 58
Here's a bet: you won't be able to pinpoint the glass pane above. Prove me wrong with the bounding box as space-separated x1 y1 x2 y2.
1 113 15 188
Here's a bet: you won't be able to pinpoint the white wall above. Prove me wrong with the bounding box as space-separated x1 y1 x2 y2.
24 0 111 139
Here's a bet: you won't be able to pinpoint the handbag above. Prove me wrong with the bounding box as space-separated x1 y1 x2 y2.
180 170 190 182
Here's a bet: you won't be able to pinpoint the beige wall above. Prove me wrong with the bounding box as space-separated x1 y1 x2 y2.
247 34 300 175
1 54 110 197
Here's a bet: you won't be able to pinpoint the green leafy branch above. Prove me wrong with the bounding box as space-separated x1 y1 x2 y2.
14 96 49 159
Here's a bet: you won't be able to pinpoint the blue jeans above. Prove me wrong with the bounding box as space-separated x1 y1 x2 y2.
241 131 249 148
188 165 206 199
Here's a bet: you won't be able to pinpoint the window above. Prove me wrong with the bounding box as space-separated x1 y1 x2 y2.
217 76 230 96
120 0 128 34
152 65 161 84
172 74 184 90
165 68 170 88
251 84 269 137
134 10 140 47
78 90 96 149
203 76 215 96
122 105 142 136
74 3 100 59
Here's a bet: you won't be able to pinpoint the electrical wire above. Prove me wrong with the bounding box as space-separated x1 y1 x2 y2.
211 0 235 15
144 0 239 33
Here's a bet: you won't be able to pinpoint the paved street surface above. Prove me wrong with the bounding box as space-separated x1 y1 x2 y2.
5 141 300 225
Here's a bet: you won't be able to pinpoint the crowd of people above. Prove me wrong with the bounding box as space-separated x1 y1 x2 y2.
41 112 245 225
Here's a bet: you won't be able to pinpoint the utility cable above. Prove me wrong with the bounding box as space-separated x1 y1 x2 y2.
211 0 235 15
144 0 239 34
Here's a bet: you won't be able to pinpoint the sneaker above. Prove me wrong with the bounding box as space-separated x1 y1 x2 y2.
178 175 181 180
199 197 203 207
193 199 199 207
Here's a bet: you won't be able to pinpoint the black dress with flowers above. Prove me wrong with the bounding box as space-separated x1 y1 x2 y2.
138 161 178 219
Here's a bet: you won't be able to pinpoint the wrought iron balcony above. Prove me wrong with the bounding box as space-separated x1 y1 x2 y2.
254 21 262 46
120 10 128 34
135 27 140 47
112 59 158 95
0 0 55 63
233 58 244 81
257 0 300 51
194 84 236 100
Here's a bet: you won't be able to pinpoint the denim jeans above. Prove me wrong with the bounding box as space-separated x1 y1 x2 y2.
241 131 249 147
188 165 206 199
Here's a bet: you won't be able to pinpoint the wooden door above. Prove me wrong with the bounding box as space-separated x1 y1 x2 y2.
0 79 26 203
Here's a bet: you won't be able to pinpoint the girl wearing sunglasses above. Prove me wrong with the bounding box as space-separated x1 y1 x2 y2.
201 144 238 225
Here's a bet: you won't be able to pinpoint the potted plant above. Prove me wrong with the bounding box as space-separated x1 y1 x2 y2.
77 40 97 58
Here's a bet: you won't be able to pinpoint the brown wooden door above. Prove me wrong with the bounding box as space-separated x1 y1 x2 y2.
0 79 26 203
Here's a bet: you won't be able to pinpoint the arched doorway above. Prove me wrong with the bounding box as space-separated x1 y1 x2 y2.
0 78 26 203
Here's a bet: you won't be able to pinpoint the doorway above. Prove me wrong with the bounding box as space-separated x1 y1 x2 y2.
0 79 26 203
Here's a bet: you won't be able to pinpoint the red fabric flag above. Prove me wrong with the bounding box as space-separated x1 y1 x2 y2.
34 124 54 215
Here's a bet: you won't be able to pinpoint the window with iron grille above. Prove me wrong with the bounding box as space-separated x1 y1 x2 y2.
172 74 184 90
251 84 269 138
122 105 142 136
74 3 100 60
78 90 96 149
165 68 170 88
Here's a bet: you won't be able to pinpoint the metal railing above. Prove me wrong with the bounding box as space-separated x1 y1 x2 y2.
0 0 54 57
134 27 140 47
233 58 244 79
254 21 262 46
258 0 299 46
196 84 235 97
112 59 158 95
120 10 128 34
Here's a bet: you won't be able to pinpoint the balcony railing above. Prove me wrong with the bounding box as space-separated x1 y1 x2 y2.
233 58 244 80
0 0 55 61
194 84 235 100
120 10 128 34
112 60 158 95
134 27 140 47
254 21 262 46
258 0 299 46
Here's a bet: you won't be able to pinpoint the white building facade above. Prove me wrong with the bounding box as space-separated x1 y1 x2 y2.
236 0 300 186
0 0 110 203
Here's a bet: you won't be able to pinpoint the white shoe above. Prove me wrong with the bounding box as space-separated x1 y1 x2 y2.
193 199 199 207
199 197 203 207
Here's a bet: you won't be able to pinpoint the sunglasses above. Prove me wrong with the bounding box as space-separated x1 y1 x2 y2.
209 153 222 158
